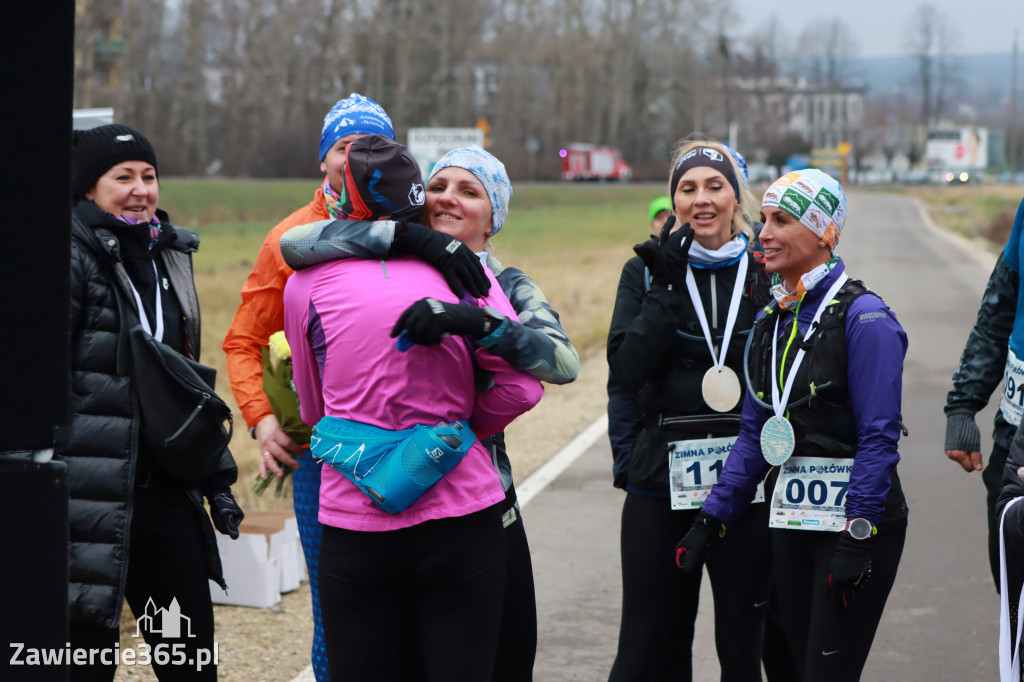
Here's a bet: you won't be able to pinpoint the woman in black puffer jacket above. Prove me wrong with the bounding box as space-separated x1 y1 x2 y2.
64 124 242 682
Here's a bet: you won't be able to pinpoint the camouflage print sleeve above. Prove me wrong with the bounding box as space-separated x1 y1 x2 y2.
480 254 580 385
279 219 397 271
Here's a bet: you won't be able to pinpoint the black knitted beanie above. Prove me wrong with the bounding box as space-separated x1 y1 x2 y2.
72 124 158 200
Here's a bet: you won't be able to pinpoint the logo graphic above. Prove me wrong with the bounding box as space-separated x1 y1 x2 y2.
813 188 840 215
114 134 135 143
426 446 444 463
408 182 425 206
780 188 812 216
700 147 724 162
676 149 699 166
134 598 195 639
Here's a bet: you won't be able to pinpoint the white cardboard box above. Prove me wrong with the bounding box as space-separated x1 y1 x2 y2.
209 510 306 608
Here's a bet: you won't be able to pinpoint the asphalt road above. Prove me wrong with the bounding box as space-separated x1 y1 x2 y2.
524 190 1007 681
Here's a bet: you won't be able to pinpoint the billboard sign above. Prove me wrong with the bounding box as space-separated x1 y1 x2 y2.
924 127 988 170
407 127 485 179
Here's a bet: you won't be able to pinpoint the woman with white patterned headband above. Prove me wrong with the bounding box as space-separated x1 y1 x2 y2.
677 168 909 681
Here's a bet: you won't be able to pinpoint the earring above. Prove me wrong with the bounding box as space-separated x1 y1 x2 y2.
818 241 827 248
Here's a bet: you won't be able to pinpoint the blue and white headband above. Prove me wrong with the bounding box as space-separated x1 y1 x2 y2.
319 93 395 161
429 146 513 235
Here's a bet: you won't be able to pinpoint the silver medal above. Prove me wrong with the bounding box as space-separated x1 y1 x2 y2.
702 366 741 412
760 416 795 465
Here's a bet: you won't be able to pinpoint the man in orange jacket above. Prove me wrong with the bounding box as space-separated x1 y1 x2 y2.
222 93 486 681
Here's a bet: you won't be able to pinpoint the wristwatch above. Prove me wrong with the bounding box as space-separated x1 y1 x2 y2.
844 517 876 541
480 306 505 337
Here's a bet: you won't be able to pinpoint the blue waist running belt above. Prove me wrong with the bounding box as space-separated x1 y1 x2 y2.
310 416 476 514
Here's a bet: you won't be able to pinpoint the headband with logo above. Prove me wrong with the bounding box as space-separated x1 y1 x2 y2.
670 146 739 210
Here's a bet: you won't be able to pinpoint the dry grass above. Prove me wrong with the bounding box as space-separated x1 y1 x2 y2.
883 184 1023 244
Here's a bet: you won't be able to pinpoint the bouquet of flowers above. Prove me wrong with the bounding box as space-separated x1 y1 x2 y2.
252 331 303 498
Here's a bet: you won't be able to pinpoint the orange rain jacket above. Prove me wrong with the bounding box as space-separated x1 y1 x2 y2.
222 186 329 432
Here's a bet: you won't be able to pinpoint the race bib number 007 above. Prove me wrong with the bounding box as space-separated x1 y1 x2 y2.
768 456 853 531
669 436 764 510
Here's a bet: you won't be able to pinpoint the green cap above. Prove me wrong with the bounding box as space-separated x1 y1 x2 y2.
648 195 672 222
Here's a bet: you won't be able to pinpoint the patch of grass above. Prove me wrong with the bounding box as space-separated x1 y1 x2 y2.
157 178 658 509
884 185 1023 244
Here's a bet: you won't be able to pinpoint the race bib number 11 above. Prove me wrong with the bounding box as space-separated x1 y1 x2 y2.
669 436 764 510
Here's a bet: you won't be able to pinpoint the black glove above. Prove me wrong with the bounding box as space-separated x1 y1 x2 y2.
675 509 725 574
390 298 487 346
208 491 244 540
827 531 873 607
632 216 694 289
390 222 490 298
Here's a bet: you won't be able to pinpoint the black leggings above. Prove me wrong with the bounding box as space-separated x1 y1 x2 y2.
608 494 772 682
319 504 506 682
69 478 217 682
771 526 906 682
986 444 1010 591
493 511 538 682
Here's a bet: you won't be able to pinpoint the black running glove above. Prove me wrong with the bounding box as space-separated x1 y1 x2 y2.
390 222 490 298
827 531 873 607
208 491 245 540
390 298 487 346
675 509 726 574
632 217 695 289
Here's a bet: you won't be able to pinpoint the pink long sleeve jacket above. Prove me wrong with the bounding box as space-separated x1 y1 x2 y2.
283 255 543 531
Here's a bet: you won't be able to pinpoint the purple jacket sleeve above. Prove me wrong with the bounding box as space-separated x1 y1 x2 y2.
842 295 908 522
701 391 771 526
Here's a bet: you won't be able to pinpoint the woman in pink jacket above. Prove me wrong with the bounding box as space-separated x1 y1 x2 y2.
284 135 543 682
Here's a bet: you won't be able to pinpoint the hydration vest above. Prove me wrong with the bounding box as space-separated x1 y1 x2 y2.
747 279 874 458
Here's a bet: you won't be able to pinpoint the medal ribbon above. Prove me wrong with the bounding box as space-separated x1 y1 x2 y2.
684 252 748 372
768 274 849 419
126 260 165 342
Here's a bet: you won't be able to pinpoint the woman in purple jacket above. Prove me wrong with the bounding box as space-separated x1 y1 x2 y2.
676 169 909 682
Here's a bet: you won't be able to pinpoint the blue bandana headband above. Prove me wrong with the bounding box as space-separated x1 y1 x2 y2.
429 146 513 235
319 93 395 161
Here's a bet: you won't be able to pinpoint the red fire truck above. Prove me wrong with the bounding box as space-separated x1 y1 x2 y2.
560 144 632 182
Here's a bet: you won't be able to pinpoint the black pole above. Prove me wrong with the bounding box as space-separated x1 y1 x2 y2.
0 0 74 679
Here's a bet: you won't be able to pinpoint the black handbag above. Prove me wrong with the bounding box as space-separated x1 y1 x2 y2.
76 214 234 486
125 318 233 486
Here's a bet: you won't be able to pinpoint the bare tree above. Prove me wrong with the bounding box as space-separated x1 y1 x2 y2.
799 17 859 88
904 3 960 126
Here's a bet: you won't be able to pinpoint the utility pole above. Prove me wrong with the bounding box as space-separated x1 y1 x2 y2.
1011 30 1019 173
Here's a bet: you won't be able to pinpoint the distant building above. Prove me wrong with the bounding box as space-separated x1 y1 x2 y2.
737 77 866 151
74 0 123 109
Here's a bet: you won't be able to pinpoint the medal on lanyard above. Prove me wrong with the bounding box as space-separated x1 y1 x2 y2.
760 274 849 465
685 252 748 413
127 260 165 342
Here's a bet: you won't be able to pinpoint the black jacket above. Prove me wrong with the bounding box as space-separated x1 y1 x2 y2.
946 254 1019 450
607 251 769 494
63 201 235 628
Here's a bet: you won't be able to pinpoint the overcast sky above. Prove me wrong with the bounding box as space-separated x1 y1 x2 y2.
729 0 1021 57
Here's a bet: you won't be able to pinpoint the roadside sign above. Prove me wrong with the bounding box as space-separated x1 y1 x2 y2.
407 127 485 178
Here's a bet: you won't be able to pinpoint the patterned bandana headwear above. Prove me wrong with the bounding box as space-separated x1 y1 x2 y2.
761 168 847 250
722 145 749 188
319 93 395 161
429 146 513 236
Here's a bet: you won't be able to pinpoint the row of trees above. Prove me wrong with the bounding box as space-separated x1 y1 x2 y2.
75 0 969 179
